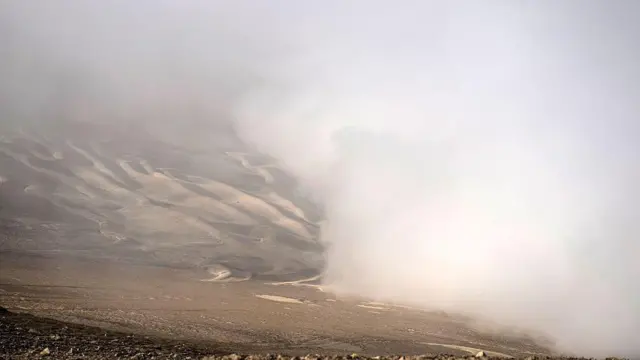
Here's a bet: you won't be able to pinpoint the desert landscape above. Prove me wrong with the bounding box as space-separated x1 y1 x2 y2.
1 121 553 359
3 2 639 357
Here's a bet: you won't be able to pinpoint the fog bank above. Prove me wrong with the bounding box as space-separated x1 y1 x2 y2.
1 1 639 357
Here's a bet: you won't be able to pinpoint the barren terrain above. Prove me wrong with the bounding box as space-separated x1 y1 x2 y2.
1 121 552 358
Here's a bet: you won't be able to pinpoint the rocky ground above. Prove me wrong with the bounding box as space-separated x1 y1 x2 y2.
1 307 607 360
0 306 224 359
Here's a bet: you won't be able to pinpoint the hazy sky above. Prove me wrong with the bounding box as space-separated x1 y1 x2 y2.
1 1 639 357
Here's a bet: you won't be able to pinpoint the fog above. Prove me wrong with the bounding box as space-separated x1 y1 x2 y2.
1 0 639 357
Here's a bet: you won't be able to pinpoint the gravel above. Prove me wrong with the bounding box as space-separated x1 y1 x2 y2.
0 306 223 359
0 307 624 360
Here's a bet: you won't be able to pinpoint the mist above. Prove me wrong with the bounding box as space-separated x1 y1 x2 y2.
2 1 639 357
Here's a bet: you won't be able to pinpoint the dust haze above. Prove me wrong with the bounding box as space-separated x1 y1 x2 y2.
1 1 639 358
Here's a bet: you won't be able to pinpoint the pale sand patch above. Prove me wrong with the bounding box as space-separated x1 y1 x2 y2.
0 148 97 203
424 343 513 358
21 130 63 160
29 149 58 161
76 169 224 245
365 301 389 306
200 264 251 282
117 160 254 224
274 218 312 239
23 184 38 194
67 141 123 184
36 160 238 248
194 177 312 238
263 191 308 221
118 204 222 246
99 229 127 243
255 167 274 184
0 147 64 179
360 300 427 313
72 168 136 201
226 152 275 184
139 159 155 174
357 304 389 311
268 274 321 286
267 275 325 292
255 294 303 304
